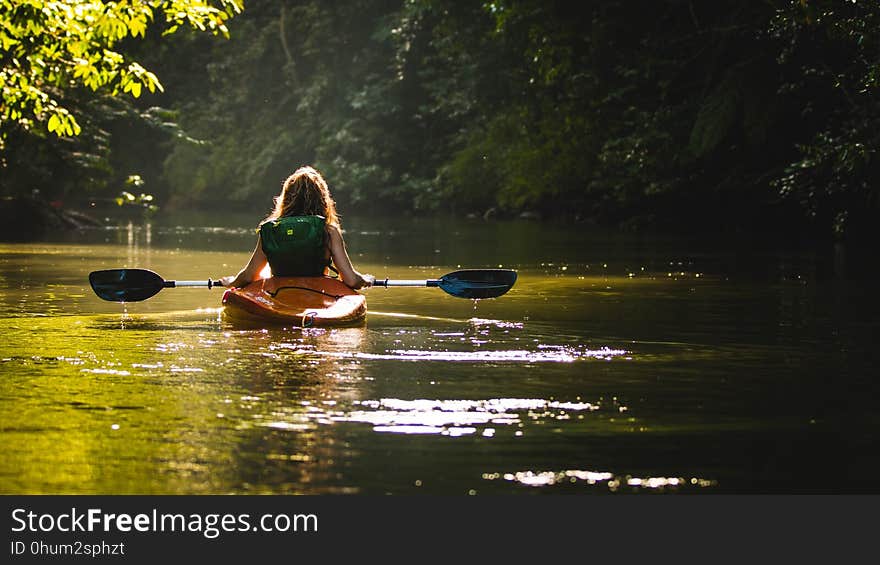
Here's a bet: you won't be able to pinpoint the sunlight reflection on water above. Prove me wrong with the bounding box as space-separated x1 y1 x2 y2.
258 396 620 437
336 346 627 363
483 470 717 491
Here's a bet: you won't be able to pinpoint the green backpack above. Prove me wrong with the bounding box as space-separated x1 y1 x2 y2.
259 215 328 276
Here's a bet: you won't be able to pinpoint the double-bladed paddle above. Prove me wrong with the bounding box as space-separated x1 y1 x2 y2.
89 268 517 302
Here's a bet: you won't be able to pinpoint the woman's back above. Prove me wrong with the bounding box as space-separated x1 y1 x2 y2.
259 215 328 277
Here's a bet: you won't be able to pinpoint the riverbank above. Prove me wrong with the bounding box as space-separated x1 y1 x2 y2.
0 196 103 241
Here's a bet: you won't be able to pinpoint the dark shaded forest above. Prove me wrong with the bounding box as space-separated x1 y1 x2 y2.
2 0 878 241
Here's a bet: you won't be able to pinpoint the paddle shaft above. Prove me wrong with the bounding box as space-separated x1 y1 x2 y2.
375 279 440 288
164 279 220 288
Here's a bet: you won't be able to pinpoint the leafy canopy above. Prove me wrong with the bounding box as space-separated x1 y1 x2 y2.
0 0 241 139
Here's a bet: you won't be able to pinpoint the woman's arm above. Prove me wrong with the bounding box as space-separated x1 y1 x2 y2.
327 225 374 289
220 235 269 288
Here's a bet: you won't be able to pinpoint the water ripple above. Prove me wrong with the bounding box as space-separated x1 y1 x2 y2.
264 397 615 437
314 345 627 363
483 469 718 491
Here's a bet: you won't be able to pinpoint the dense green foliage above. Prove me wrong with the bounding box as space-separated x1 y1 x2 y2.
0 0 240 201
2 1 878 239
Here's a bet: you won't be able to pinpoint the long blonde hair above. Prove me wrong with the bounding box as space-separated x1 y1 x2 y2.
264 166 340 227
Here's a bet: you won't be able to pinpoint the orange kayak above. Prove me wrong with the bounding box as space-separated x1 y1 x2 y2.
221 276 367 326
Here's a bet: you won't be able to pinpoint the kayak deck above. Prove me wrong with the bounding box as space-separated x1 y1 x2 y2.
222 276 366 326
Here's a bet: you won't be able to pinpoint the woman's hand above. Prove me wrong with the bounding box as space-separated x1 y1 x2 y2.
219 275 237 287
361 274 376 288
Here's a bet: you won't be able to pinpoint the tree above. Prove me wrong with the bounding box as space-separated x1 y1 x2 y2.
0 0 241 146
769 1 880 238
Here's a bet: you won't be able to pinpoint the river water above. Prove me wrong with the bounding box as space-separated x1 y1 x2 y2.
1 213 877 494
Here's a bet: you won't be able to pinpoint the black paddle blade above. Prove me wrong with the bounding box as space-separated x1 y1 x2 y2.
89 269 165 302
437 269 517 299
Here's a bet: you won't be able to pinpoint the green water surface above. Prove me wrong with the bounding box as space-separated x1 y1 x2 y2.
1 215 877 494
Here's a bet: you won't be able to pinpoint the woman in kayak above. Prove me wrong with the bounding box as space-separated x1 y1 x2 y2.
220 166 374 290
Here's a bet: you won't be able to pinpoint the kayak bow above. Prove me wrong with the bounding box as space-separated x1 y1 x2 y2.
222 276 367 327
